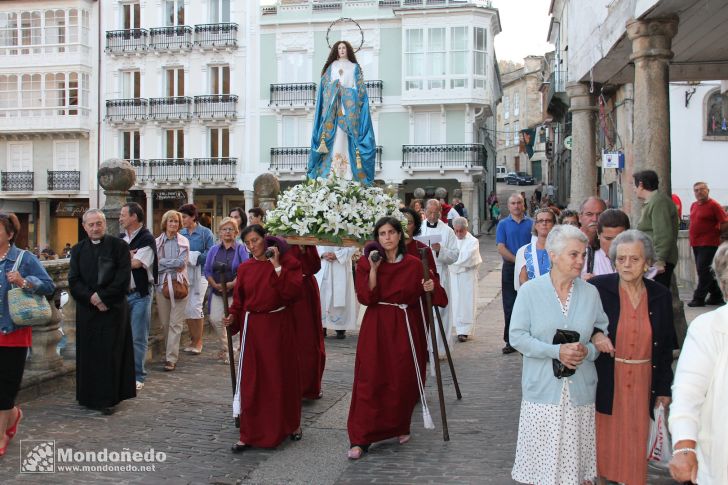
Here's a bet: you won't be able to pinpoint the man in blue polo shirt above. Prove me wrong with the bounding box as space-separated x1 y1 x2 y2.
496 193 533 354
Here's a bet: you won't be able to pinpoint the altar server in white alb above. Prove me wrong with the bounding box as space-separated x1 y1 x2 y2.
315 246 359 339
419 199 459 354
449 217 482 342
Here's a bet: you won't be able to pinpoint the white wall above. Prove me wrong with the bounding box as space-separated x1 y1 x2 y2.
670 82 728 215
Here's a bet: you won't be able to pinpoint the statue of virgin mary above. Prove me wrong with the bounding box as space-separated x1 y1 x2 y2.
307 40 376 185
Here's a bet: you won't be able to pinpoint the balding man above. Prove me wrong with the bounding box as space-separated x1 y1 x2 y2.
496 193 533 354
687 181 728 306
420 199 459 355
579 196 607 278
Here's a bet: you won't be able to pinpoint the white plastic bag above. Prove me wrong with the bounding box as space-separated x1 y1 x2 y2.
647 403 672 468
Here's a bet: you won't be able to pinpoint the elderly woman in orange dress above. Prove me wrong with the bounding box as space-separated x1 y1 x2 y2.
589 230 676 485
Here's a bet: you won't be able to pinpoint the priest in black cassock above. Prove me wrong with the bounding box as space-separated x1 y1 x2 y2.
69 209 136 414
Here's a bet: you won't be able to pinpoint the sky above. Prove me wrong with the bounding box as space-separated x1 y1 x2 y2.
490 0 553 63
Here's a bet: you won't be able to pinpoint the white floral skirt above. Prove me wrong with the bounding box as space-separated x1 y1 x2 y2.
512 382 596 485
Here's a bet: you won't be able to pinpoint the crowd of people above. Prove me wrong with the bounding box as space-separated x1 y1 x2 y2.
497 170 728 484
1 172 727 483
0 197 487 461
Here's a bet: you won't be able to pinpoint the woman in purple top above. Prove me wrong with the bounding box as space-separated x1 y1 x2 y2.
204 217 249 363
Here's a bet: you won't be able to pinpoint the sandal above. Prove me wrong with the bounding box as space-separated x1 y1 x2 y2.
163 361 176 371
6 407 22 438
398 435 411 445
231 442 251 453
347 444 370 460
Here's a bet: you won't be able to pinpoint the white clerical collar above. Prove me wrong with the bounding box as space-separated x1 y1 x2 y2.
91 239 102 245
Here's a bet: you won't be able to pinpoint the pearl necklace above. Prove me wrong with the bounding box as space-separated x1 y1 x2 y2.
0 247 9 261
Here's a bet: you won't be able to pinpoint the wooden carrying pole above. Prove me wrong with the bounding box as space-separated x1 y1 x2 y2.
419 248 450 441
216 262 240 428
433 306 462 400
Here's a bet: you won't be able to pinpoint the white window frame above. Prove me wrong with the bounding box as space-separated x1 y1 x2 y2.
209 0 230 23
7 141 33 171
503 95 509 120
53 140 79 171
449 26 468 89
165 129 184 159
281 115 308 147
121 70 141 98
122 130 141 160
209 127 229 158
413 111 442 145
164 0 185 27
513 92 520 117
165 67 184 97
279 51 308 84
513 121 520 145
122 2 141 29
504 124 510 147
473 27 487 89
209 65 230 95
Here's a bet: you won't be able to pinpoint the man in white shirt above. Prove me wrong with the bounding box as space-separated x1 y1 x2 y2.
449 217 482 342
420 199 459 355
315 246 359 339
119 202 157 391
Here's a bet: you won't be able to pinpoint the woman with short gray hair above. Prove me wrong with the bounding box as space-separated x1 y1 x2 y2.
510 224 609 484
589 229 676 484
669 241 728 484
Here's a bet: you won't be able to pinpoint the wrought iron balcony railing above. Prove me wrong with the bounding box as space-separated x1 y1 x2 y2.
193 158 237 182
269 83 317 107
149 26 193 51
1 171 34 191
148 158 191 183
149 97 192 120
194 23 238 49
365 80 383 103
105 29 148 54
270 146 383 173
401 144 486 170
106 98 148 122
127 159 147 183
193 95 238 119
47 171 80 191
312 1 342 11
269 147 309 172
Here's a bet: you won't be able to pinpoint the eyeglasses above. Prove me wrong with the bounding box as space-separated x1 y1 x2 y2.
220 227 236 233
536 219 555 224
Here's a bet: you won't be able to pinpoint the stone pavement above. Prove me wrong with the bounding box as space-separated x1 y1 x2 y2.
0 236 683 484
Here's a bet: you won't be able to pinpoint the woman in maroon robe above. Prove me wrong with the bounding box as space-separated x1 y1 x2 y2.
224 225 303 451
289 245 326 400
347 217 447 459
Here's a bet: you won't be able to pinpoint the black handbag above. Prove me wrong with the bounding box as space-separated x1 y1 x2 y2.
552 329 581 379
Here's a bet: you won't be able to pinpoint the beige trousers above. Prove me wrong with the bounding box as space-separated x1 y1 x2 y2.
156 291 189 364
208 294 235 354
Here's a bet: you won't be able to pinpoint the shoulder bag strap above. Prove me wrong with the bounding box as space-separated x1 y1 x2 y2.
10 250 25 288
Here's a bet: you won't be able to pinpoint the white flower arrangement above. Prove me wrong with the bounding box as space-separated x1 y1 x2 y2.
266 177 406 245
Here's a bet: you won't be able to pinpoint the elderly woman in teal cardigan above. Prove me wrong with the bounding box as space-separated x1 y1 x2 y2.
510 224 611 485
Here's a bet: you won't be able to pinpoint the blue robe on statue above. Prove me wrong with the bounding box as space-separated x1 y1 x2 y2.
307 60 376 185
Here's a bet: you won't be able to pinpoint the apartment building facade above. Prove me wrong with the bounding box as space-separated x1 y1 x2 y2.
0 0 98 253
258 0 502 233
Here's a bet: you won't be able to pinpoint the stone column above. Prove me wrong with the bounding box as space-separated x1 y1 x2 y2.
185 187 194 204
626 16 678 219
29 260 66 371
253 174 280 212
566 82 597 209
244 190 255 211
144 189 154 230
38 199 50 250
460 181 477 232
98 159 136 236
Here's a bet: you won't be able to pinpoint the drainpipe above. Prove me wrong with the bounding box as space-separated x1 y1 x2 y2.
96 0 102 208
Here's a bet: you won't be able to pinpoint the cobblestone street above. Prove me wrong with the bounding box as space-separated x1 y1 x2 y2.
1 236 680 484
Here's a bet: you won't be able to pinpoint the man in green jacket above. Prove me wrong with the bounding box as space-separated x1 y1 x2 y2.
634 169 679 289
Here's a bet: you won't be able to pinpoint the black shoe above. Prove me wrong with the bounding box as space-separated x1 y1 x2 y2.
336 330 346 339
231 442 251 453
502 344 517 354
687 299 706 307
706 297 726 306
290 428 303 441
323 328 327 337
457 335 468 342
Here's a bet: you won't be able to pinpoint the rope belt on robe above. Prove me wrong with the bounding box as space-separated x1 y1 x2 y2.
232 306 286 418
378 302 435 429
418 299 436 378
614 357 651 364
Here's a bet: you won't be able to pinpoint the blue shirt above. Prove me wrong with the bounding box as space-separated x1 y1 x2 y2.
496 215 533 258
1 245 56 334
180 224 214 267
509 274 609 406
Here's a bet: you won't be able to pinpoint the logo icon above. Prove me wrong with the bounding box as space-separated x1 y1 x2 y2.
20 440 55 473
